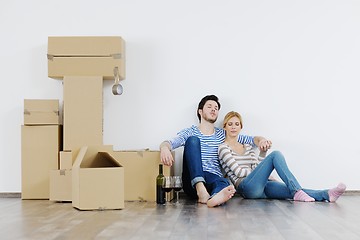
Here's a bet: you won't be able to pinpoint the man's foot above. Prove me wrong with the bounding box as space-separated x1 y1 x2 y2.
196 182 210 204
198 191 210 204
328 183 346 202
207 185 236 208
293 190 315 202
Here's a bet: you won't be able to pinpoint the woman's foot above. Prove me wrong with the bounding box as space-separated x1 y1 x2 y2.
207 185 236 208
293 190 315 202
328 183 346 202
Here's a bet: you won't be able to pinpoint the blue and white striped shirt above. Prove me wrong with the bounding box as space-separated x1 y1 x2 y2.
168 125 255 177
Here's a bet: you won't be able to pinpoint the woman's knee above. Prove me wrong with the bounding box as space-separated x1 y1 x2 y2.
268 150 287 165
268 150 283 158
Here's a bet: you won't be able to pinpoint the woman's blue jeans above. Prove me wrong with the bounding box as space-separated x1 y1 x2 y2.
182 136 230 199
237 151 330 201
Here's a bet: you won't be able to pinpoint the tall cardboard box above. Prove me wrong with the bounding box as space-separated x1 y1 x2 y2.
112 150 174 202
47 36 125 80
72 146 124 210
63 76 103 159
24 99 60 125
21 125 61 199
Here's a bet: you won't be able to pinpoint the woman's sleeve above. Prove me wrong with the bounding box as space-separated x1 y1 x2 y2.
218 145 251 178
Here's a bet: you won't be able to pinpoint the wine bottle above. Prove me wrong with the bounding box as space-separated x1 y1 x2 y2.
156 164 166 204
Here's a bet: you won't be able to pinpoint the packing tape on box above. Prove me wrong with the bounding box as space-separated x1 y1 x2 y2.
47 53 122 60
23 110 59 115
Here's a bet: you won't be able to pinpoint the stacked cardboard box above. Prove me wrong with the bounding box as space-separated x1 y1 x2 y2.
47 36 127 210
49 151 72 202
112 150 174 202
47 36 125 80
22 36 175 210
21 99 62 199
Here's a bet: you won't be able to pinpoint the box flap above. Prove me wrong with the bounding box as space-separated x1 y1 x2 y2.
73 146 88 169
91 152 122 168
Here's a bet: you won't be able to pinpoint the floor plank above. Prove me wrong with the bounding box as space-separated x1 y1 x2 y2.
0 195 359 240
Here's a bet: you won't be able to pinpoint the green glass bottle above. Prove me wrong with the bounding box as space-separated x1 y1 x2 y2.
156 164 166 204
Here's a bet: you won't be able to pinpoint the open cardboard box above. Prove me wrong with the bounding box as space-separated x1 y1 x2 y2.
72 146 124 210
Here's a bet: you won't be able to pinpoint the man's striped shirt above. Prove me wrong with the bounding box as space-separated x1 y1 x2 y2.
168 125 255 177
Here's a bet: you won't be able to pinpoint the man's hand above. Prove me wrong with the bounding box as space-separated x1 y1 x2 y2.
258 139 272 152
160 142 174 166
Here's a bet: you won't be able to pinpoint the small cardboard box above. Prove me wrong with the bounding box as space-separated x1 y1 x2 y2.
63 76 103 159
112 150 174 202
72 146 124 210
24 99 60 125
47 36 125 80
21 125 61 199
49 169 72 202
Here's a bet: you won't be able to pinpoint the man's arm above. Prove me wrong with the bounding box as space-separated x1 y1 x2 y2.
160 141 174 166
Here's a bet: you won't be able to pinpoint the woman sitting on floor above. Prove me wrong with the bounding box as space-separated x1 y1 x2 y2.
218 111 346 203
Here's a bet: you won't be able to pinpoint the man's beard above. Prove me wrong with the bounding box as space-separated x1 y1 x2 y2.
204 115 217 124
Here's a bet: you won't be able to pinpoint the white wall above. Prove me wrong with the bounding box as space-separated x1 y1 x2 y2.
1 0 359 192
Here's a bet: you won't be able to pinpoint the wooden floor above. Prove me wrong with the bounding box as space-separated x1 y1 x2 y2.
1 194 360 240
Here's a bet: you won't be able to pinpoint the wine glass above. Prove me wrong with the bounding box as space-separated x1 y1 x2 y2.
173 176 183 203
163 176 173 202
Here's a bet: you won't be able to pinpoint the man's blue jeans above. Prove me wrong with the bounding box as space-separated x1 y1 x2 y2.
237 151 330 201
182 136 230 199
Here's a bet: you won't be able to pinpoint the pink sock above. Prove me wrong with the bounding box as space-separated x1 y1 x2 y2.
293 190 315 202
328 183 346 202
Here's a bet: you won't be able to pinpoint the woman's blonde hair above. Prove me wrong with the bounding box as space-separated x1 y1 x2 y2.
223 111 243 129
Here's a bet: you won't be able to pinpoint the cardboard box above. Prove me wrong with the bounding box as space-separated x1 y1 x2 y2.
112 150 174 202
47 36 125 80
21 125 61 199
63 76 103 159
24 99 60 125
72 146 124 210
49 169 72 202
60 151 73 169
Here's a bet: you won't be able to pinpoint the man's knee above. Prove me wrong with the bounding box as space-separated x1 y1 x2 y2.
185 136 200 148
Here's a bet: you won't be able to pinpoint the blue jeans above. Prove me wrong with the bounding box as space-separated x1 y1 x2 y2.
182 136 230 199
237 151 330 201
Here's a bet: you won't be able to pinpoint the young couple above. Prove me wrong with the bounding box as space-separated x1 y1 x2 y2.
160 95 346 207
